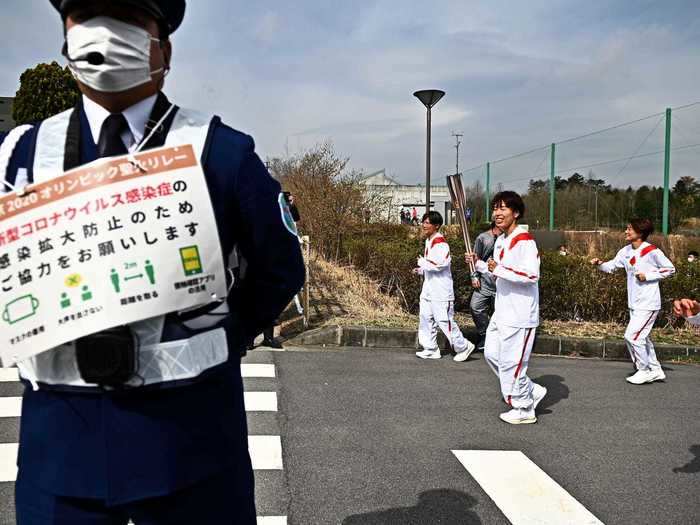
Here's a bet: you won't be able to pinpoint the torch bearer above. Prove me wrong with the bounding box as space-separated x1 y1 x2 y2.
447 174 478 285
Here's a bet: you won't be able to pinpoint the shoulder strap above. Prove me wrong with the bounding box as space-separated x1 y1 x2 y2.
0 125 33 191
165 107 215 163
63 99 83 171
33 108 73 183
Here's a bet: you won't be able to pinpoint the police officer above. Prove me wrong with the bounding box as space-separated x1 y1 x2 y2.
1 1 304 523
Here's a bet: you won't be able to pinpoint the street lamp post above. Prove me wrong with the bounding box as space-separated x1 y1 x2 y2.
414 89 445 213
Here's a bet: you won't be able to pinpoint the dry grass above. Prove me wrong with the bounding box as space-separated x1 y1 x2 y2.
561 231 693 260
306 253 414 328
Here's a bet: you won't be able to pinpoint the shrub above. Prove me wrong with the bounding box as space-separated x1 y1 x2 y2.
338 225 700 327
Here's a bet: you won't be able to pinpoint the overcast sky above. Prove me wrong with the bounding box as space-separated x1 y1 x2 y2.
2 0 699 190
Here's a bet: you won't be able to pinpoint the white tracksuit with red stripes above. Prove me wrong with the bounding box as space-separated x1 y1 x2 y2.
475 226 540 409
417 233 470 353
598 242 675 371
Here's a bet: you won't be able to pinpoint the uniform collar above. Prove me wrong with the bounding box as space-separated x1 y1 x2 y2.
82 94 158 147
630 241 648 252
503 224 526 240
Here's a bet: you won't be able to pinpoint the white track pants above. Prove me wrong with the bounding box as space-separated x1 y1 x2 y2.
484 319 536 409
418 298 469 353
624 309 661 372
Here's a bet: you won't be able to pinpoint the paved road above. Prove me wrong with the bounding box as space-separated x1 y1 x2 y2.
0 348 697 524
0 351 288 525
275 347 700 525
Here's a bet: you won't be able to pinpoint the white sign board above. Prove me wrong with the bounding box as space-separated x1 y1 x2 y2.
0 144 226 365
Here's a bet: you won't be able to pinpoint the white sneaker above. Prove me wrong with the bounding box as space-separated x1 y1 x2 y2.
453 340 476 362
626 369 655 385
648 368 666 382
416 349 441 359
499 408 537 425
532 383 547 411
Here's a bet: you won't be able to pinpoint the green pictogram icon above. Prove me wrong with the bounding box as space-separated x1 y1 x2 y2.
60 292 71 309
81 285 93 301
110 268 120 293
111 261 156 292
180 246 203 276
3 295 40 325
145 260 155 285
61 282 94 308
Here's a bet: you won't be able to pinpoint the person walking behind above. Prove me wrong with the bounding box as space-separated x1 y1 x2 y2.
591 219 675 384
468 192 546 425
467 222 500 352
414 212 475 361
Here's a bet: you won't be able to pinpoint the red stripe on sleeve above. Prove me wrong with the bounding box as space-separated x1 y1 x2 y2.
503 266 537 280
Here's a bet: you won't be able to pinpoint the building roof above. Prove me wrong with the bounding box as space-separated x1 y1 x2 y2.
359 169 401 186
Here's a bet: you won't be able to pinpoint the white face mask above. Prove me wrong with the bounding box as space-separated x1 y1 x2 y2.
65 16 165 93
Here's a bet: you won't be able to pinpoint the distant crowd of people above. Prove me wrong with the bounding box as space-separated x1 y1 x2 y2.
400 207 419 225
412 190 696 426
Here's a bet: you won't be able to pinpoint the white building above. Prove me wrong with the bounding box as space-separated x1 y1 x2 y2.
0 97 15 133
360 169 456 224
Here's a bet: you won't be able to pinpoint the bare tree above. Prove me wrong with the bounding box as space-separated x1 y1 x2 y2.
268 142 386 260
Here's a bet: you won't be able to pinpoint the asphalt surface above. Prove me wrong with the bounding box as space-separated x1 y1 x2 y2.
0 348 697 524
275 347 700 525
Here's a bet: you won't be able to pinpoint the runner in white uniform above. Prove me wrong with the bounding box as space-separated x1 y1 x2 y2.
414 211 475 361
470 192 547 425
591 219 676 384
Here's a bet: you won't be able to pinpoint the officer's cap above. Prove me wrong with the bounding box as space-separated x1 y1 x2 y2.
49 0 186 36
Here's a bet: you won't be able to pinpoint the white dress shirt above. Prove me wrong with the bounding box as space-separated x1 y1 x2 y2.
82 94 158 153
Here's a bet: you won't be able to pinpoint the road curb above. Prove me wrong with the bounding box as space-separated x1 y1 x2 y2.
289 325 700 362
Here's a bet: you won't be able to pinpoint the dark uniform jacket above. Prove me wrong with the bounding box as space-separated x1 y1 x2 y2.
0 94 304 504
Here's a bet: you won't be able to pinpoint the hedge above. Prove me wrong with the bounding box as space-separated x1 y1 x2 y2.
339 224 700 326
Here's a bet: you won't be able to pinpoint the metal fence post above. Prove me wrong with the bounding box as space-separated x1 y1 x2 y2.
484 162 490 223
662 107 672 235
549 143 556 231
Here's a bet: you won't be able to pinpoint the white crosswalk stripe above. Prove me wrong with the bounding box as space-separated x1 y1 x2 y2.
244 391 278 412
0 391 276 417
0 368 19 382
453 449 604 525
0 360 287 522
0 444 18 483
242 363 276 378
249 435 284 470
257 517 287 525
0 396 22 418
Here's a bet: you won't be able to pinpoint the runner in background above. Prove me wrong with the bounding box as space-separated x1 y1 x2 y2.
414 211 475 362
591 219 675 384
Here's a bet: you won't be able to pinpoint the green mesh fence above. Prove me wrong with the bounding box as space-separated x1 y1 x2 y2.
460 102 700 233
